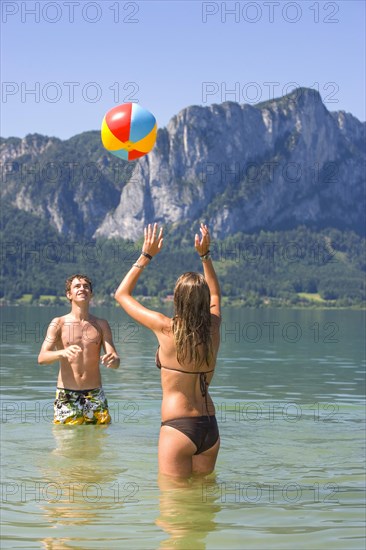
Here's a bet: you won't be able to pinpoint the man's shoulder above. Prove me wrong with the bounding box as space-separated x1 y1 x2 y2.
49 315 67 325
56 314 73 322
90 315 109 328
51 314 77 326
46 315 67 334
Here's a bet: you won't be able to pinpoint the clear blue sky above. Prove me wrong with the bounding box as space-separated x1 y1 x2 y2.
1 0 365 139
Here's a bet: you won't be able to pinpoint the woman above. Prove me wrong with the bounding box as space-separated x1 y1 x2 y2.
115 223 221 478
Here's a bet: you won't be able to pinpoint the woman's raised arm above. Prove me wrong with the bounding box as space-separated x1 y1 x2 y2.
195 223 221 319
114 223 166 332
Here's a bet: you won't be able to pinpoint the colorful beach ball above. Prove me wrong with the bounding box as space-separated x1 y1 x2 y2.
101 103 157 161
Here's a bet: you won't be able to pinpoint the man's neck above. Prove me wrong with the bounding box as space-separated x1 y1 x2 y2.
70 303 90 321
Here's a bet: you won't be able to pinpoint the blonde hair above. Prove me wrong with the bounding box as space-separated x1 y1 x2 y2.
172 272 213 368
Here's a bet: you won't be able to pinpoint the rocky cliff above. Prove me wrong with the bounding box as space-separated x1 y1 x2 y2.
1 88 365 240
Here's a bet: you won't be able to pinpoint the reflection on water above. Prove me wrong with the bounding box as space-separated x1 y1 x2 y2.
39 426 121 550
157 474 221 550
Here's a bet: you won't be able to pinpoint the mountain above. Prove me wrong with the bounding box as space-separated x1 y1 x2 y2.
0 132 133 237
1 88 365 241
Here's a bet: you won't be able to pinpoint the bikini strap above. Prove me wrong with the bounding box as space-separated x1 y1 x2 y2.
199 372 211 416
156 347 214 375
155 347 162 369
156 347 212 416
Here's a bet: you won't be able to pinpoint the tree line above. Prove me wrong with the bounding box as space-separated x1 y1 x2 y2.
1 206 365 307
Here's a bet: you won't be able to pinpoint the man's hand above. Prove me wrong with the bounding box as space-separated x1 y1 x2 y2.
101 353 120 369
61 345 82 360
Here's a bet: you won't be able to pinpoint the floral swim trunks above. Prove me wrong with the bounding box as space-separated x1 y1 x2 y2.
54 387 111 425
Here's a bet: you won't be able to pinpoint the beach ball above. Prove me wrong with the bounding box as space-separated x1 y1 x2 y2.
101 103 157 161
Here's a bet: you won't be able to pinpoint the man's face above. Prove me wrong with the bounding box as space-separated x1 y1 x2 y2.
66 278 92 303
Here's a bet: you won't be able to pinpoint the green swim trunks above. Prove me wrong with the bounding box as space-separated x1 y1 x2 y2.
54 387 111 425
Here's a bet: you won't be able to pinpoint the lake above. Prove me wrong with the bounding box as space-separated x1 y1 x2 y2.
1 306 365 549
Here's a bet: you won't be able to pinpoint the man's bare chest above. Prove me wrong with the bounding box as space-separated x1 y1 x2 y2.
61 321 102 346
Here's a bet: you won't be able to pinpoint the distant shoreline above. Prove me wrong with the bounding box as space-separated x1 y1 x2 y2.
1 296 365 310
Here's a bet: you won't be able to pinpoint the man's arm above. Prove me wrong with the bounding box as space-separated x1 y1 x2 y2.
99 319 120 369
38 317 82 365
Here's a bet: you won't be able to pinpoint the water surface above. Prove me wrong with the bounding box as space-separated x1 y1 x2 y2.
1 306 365 549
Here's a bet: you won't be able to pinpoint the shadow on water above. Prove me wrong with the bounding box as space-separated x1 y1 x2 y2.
156 473 222 550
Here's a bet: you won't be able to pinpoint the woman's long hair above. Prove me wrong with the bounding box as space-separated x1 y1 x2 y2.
172 272 213 368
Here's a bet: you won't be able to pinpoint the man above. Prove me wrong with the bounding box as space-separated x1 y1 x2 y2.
38 274 120 424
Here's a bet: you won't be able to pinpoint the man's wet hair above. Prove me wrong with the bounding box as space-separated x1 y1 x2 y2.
65 274 93 297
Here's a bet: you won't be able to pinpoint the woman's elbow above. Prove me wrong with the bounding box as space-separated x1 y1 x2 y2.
114 289 129 307
114 292 123 306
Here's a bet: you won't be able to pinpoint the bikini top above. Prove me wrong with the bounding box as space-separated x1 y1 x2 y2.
155 346 214 414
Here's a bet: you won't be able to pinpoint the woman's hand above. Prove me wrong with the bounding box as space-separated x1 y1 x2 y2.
194 223 210 256
142 223 164 257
